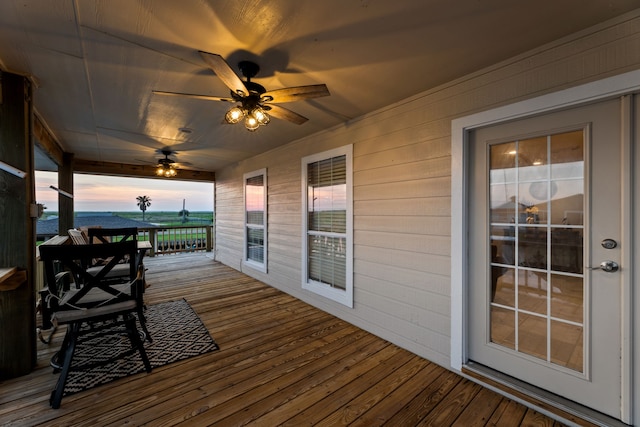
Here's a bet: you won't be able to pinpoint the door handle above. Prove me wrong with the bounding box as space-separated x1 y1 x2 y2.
587 260 619 273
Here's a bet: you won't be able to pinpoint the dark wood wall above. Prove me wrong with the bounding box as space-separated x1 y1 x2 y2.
0 71 36 378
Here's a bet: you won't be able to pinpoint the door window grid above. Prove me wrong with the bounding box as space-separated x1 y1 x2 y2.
489 130 585 373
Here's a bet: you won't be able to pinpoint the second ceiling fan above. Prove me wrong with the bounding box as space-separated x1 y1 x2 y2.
154 51 330 131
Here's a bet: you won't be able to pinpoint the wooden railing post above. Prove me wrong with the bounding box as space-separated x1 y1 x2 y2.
206 226 212 252
148 228 156 257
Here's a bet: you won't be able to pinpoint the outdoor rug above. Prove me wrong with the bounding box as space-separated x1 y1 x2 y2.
61 298 219 396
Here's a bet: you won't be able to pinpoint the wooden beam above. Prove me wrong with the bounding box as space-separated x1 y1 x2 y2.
33 113 63 166
74 158 215 182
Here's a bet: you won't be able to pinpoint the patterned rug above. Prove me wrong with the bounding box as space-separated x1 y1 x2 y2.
62 299 219 396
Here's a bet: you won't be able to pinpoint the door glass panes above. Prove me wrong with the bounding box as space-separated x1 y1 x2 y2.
518 269 547 315
550 321 584 372
518 227 547 269
518 313 547 360
488 130 585 373
550 274 583 323
491 267 514 307
490 306 515 350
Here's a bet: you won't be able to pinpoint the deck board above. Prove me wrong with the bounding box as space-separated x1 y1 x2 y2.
0 253 574 426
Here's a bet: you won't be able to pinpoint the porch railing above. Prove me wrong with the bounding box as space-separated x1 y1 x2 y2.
35 225 214 294
137 225 213 257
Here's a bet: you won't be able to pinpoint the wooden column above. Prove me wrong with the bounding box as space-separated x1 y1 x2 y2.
58 152 74 235
0 71 36 378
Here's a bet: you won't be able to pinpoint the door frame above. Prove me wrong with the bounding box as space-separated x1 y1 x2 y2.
450 69 640 424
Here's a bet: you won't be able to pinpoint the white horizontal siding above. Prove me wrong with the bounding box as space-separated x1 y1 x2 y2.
355 196 450 217
355 229 450 256
214 12 640 365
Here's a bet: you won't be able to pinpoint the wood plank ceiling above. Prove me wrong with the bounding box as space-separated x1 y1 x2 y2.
0 0 638 176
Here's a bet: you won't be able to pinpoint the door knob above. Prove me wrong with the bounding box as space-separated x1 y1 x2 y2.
587 260 619 272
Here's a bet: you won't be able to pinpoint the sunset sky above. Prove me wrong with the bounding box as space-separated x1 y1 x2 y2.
36 171 214 212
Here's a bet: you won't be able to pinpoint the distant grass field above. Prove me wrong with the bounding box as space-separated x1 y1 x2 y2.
41 211 214 227
117 211 214 226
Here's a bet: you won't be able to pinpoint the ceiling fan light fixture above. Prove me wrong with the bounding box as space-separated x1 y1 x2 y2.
225 106 245 124
156 153 178 177
157 52 330 131
156 165 177 177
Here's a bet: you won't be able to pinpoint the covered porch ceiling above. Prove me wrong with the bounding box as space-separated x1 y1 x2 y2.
1 0 638 177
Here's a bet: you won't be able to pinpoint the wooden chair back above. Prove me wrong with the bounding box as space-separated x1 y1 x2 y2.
39 240 140 315
88 227 138 245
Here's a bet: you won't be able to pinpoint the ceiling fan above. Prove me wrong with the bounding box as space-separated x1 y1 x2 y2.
154 150 180 177
153 51 330 131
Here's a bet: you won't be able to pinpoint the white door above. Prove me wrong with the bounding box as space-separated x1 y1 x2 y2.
468 98 626 419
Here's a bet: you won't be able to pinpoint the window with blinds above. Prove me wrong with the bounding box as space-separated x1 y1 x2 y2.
302 146 353 307
244 169 267 271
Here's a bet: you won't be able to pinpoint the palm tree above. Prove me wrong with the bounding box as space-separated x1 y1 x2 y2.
136 195 151 221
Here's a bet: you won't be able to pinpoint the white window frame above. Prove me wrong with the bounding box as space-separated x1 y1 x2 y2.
243 168 267 273
301 145 353 307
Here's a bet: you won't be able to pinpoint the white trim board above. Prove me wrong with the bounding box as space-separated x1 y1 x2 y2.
450 69 640 422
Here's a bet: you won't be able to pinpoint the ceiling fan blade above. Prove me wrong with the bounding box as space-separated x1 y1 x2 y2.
152 90 235 103
261 84 330 103
199 51 249 97
265 104 308 125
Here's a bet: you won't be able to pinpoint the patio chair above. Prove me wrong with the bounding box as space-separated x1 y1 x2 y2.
39 240 152 408
85 227 152 341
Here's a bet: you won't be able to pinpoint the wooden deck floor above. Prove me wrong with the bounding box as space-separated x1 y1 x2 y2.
1 253 574 426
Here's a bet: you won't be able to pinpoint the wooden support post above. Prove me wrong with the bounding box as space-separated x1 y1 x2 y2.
0 71 36 378
58 152 74 235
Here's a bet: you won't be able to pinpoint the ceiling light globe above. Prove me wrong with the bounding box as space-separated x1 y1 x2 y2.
225 106 244 124
253 107 270 125
245 115 259 131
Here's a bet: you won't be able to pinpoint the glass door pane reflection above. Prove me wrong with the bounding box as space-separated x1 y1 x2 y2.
550 274 583 324
551 321 584 372
488 130 585 373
